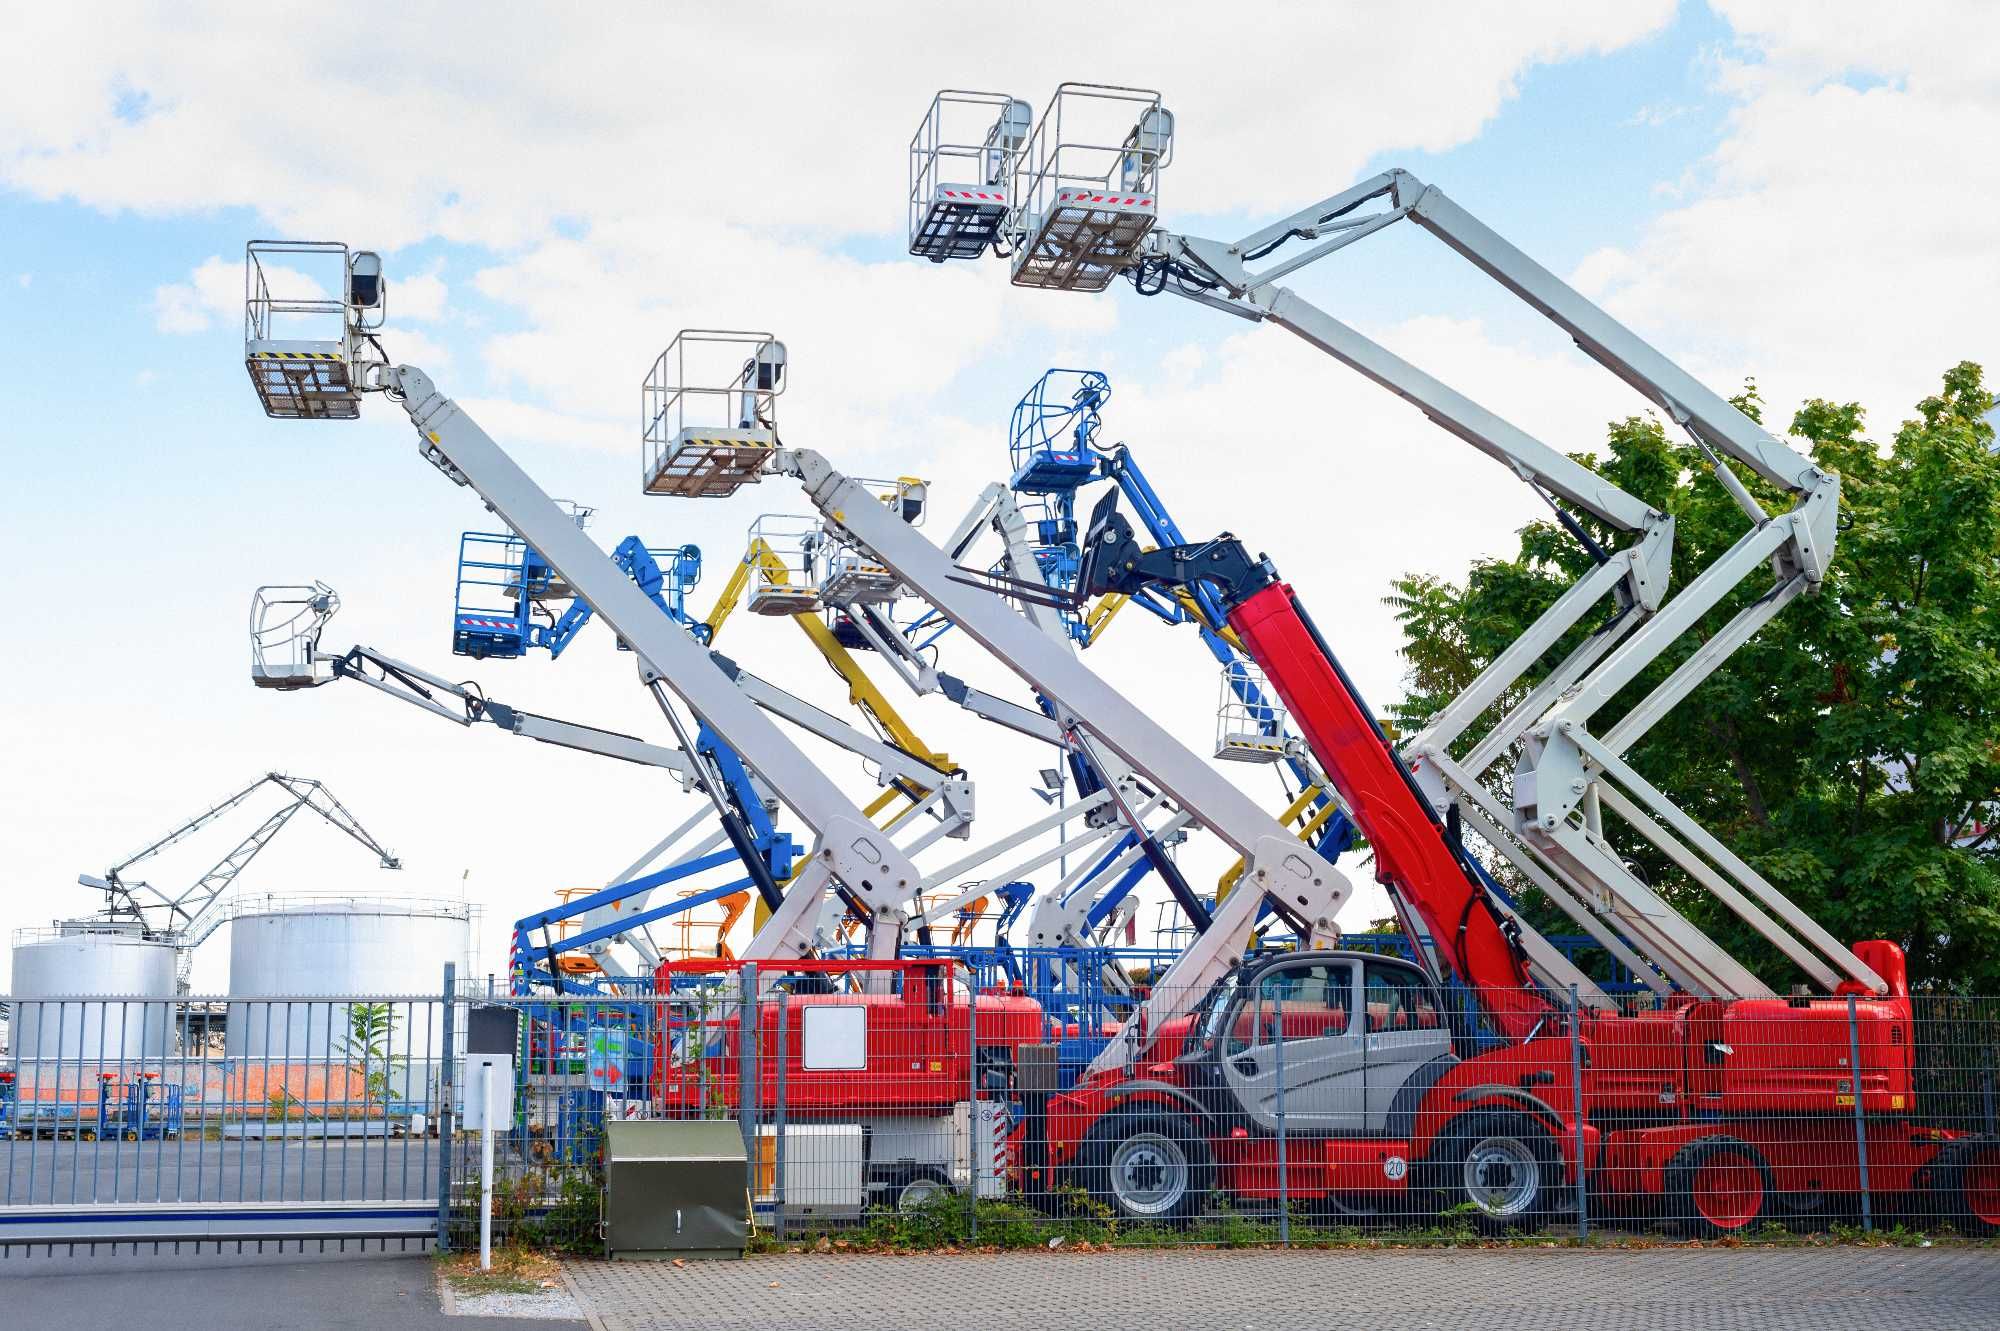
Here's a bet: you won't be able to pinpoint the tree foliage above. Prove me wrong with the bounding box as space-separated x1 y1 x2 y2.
1388 364 2000 990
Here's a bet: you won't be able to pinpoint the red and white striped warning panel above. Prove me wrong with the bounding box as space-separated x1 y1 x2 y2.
1053 190 1155 211
934 187 1008 206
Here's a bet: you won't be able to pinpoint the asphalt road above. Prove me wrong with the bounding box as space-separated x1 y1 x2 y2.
1 1251 586 1330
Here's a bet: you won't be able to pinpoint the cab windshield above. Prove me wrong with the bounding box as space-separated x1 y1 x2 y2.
1196 971 1240 1045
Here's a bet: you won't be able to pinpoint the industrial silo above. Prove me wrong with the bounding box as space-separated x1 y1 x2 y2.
223 897 471 1128
9 922 179 1115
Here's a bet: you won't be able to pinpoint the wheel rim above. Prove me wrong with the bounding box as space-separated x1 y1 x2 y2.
1462 1134 1541 1218
897 1177 946 1212
1964 1155 2000 1227
1110 1131 1191 1217
1692 1153 1764 1230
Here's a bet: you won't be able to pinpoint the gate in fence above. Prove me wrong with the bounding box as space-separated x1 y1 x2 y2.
0 973 455 1256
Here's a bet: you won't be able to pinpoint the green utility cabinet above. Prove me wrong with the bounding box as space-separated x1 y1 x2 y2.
604 1119 749 1260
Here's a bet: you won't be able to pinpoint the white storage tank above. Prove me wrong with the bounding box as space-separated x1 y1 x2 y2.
224 897 471 1064
9 922 178 1071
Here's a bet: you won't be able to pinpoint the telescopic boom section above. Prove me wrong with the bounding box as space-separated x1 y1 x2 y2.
379 368 920 962
1077 499 1553 1036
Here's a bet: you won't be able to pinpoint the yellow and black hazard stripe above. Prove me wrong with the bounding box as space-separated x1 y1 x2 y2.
678 437 774 452
250 350 343 361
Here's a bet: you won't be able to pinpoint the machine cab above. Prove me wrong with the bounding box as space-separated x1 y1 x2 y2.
1183 951 1454 1136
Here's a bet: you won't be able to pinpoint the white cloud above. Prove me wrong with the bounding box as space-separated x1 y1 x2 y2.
155 253 327 334
0 4 1719 969
1575 2 2000 431
1626 101 1691 127
0 4 1676 249
15 272 27 288
393 270 447 321
151 277 211 333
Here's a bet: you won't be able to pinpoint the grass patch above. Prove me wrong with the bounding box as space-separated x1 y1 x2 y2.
437 1246 564 1296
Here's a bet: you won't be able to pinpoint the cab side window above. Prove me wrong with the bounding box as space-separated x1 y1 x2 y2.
1363 962 1441 1033
1226 962 1353 1054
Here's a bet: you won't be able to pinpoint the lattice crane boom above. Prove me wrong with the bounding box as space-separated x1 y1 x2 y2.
79 772 401 944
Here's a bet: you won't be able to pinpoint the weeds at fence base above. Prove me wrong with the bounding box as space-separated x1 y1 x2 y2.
437 1246 564 1296
736 1195 2000 1257
450 1169 605 1258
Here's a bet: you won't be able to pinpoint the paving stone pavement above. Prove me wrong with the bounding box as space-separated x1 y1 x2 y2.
565 1245 2000 1331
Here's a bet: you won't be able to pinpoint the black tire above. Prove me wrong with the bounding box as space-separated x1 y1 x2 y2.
1665 1135 1774 1239
1427 1109 1558 1234
1926 1137 2000 1238
1080 1110 1213 1224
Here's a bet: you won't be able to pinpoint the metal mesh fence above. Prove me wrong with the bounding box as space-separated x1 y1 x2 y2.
9 969 1990 1255
0 990 447 1253
443 963 2000 1253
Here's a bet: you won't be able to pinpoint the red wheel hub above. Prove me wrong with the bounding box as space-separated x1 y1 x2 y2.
1964 1156 2000 1226
1692 1153 1764 1230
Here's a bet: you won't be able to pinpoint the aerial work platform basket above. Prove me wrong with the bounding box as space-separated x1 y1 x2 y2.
1215 660 1289 764
451 505 588 659
908 91 1031 262
244 241 385 419
745 516 823 616
817 477 924 607
1010 85 1172 292
249 582 340 689
642 330 785 498
1009 368 1110 493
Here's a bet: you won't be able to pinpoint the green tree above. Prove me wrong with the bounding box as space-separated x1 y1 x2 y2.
1388 364 2000 990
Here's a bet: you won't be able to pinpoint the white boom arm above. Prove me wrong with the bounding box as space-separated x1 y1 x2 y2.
771 447 1349 1074
363 365 921 966
1144 168 1867 997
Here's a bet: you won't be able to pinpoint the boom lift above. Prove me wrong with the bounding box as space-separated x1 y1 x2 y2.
907 83 1864 1006
893 85 1988 1229
639 341 1356 1078
247 248 935 975
1051 498 1943 1228
801 468 1257 1025
1000 369 1353 873
1001 371 1626 999
250 569 977 983
701 470 1208 1018
251 583 792 985
701 523 964 838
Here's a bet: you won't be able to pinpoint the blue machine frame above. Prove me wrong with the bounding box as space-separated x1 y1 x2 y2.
453 532 704 660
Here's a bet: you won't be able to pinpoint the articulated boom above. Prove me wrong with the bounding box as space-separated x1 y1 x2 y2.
1076 503 1551 1036
242 244 927 973
905 86 1877 1005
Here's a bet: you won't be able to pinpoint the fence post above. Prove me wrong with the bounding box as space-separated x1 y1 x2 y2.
738 964 760 1215
773 996 788 1242
1847 993 1874 1231
1983 1041 1995 1138
967 982 980 1244
1567 985 1589 1240
1274 996 1288 1247
437 962 456 1253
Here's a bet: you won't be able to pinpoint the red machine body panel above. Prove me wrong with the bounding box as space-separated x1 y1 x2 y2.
650 958 1043 1117
1229 581 1547 1038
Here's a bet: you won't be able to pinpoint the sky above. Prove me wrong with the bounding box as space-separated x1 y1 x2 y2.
1 1 1994 992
